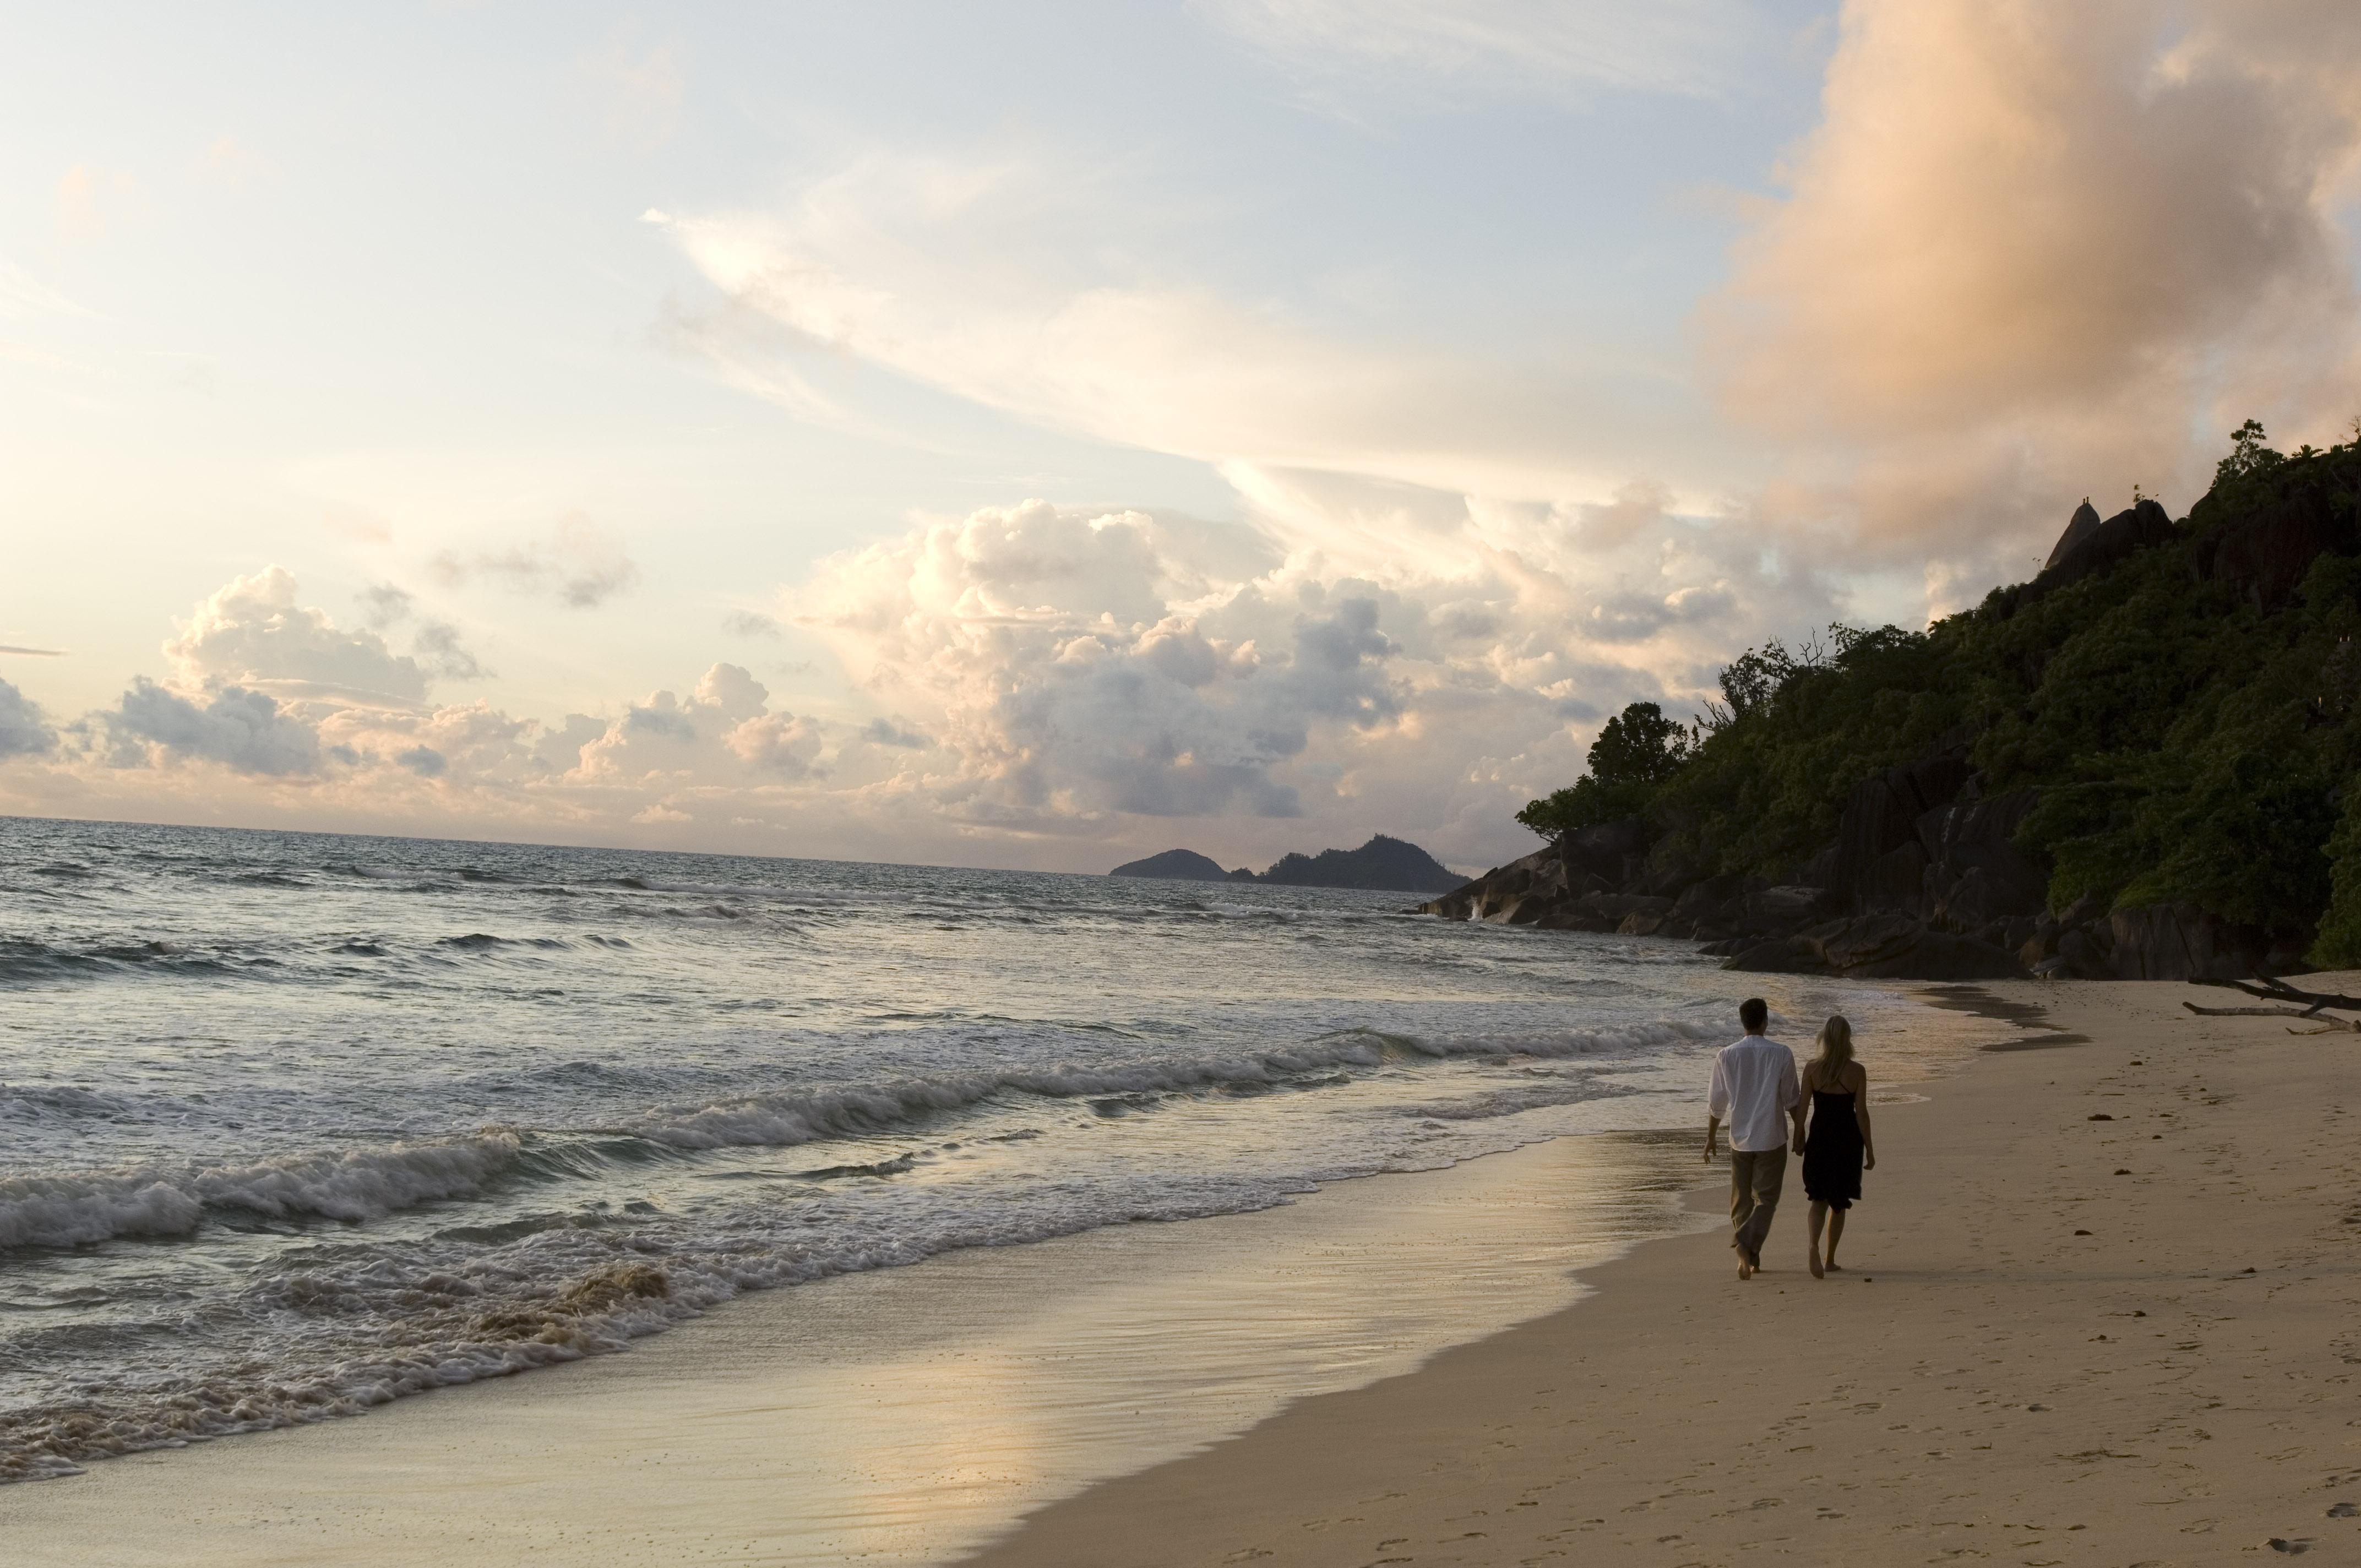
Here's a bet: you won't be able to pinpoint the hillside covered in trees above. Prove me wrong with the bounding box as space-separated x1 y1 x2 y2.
1436 422 2361 979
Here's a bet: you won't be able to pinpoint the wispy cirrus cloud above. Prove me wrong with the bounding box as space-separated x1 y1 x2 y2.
652 151 1723 513
1198 0 1769 107
430 515 640 609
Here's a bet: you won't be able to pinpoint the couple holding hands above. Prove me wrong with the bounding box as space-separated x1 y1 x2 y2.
1704 997 1876 1280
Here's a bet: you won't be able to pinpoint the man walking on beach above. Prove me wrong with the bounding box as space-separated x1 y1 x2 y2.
1704 997 1801 1280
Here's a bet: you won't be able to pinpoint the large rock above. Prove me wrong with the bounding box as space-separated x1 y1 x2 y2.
1856 840 1930 911
1416 845 1618 925
1417 846 1560 921
1560 818 1652 883
2022 498 2174 603
2193 486 2355 613
1918 788 2047 930
1669 874 1748 924
1744 883 1840 930
1824 756 1975 902
2043 499 2106 570
1722 911 2028 980
2108 904 2274 981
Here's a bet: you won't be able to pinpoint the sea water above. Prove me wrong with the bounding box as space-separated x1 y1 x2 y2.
0 815 2001 1483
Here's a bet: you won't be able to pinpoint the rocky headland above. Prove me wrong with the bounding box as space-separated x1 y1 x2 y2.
1419 424 2361 983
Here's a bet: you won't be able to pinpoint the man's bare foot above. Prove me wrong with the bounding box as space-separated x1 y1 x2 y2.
1738 1258 1754 1279
1808 1249 1824 1279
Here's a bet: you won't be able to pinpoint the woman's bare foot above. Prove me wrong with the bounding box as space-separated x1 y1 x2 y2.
1825 1260 1845 1271
1808 1248 1824 1279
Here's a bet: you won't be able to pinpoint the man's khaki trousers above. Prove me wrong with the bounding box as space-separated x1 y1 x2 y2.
1729 1145 1787 1262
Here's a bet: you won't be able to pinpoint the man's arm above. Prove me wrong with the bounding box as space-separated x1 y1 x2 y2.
1705 1053 1727 1161
1784 1053 1807 1152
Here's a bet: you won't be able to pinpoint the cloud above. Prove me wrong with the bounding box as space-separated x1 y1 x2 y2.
0 679 58 759
106 679 322 776
431 516 639 608
723 609 782 637
194 134 265 189
167 567 430 703
654 155 1711 507
0 644 66 657
360 584 490 681
581 29 686 148
55 164 141 242
780 495 1822 835
859 716 930 749
1199 0 1766 106
3 508 1847 872
0 263 96 321
1699 0 2361 560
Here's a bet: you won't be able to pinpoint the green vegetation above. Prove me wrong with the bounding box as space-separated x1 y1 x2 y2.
1514 701 1689 841
1520 426 2361 964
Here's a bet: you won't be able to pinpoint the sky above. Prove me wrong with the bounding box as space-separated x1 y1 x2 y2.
4 0 2360 875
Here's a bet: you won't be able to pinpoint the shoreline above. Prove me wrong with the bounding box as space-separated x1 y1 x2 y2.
4 978 2326 1564
0 1115 1721 1565
963 976 2361 1566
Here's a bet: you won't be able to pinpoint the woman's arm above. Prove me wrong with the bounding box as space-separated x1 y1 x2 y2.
1854 1065 1875 1169
1793 1062 1814 1154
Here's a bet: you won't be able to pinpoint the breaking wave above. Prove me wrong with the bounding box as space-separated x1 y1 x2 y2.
0 1133 525 1250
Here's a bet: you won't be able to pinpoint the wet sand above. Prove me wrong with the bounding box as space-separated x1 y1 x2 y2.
964 977 2361 1566
0 1118 1711 1565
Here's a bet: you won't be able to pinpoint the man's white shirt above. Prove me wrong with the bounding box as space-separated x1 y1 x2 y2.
1709 1033 1799 1152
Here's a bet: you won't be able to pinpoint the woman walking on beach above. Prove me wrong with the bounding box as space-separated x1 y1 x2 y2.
1796 1015 1874 1280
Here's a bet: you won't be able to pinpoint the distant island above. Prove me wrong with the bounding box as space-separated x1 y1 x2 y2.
1110 835 1464 894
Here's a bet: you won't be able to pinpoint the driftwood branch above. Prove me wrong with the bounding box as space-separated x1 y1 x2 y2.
2183 1003 2322 1019
2289 1019 2361 1036
2189 977 2361 1011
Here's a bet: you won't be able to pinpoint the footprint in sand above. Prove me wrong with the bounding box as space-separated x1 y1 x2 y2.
2267 1537 2314 1554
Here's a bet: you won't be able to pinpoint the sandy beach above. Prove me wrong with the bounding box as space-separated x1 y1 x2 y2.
971 977 2361 1567
4 976 2354 1566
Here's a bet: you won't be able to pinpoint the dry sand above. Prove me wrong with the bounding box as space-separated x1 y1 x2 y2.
967 978 2361 1567
4 978 2353 1566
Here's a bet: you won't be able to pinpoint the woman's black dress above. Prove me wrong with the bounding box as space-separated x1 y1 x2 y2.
1802 1088 1864 1208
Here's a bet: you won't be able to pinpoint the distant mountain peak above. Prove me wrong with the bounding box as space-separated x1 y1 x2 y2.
1109 834 1461 893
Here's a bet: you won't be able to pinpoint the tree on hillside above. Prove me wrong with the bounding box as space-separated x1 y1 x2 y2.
1516 701 1690 842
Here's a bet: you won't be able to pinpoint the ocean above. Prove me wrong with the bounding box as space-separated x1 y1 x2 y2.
0 815 2005 1487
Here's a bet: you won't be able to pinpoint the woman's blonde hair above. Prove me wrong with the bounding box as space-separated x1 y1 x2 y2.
1815 1015 1855 1071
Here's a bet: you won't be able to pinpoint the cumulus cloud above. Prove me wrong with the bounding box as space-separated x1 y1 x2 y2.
107 679 322 776
559 662 831 787
0 679 58 759
781 495 1832 843
166 567 429 703
432 516 639 609
1701 0 2361 563
3 508 1846 870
